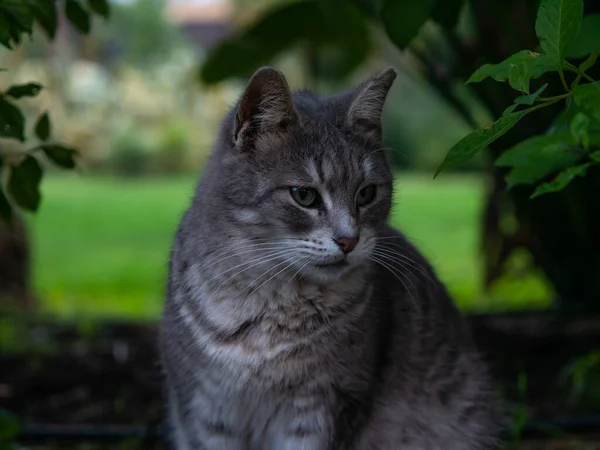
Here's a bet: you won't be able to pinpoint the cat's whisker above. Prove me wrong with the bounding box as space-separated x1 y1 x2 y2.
367 237 435 274
363 236 435 285
205 250 293 296
371 236 410 241
197 243 297 273
368 255 417 310
378 246 435 280
287 256 315 285
371 247 435 285
246 255 304 296
362 146 409 162
197 240 302 272
371 250 419 297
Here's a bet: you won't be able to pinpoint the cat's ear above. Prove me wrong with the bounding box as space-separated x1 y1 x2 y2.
347 67 397 141
233 67 300 150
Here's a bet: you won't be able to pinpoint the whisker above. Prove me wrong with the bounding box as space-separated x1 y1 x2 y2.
197 239 301 271
198 244 297 272
287 256 315 285
371 250 419 295
204 249 292 295
362 146 409 162
369 255 417 310
363 236 433 280
371 247 435 285
247 255 303 296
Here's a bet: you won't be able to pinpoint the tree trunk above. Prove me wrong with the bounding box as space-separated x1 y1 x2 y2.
0 216 37 311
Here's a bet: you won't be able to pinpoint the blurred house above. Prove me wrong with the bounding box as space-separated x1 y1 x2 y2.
165 0 233 51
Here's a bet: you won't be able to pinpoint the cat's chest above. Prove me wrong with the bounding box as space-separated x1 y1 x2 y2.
186 285 331 367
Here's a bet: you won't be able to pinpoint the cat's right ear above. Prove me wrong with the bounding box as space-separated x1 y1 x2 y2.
233 67 300 150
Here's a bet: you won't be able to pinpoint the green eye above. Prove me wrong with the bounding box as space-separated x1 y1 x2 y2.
290 187 319 207
356 185 377 206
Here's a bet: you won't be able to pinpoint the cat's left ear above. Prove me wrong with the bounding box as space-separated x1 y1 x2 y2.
347 67 397 141
233 67 300 151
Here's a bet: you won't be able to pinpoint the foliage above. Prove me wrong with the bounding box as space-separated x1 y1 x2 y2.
507 372 529 444
435 0 600 199
0 0 110 225
200 0 460 84
98 0 183 69
201 0 371 84
201 0 599 200
559 350 600 407
109 128 154 177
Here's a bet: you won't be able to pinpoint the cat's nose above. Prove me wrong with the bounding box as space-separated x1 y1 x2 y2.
335 236 359 254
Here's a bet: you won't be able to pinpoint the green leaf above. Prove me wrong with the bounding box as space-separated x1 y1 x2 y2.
508 63 531 93
430 0 464 28
65 0 91 34
200 0 370 84
41 145 78 169
570 112 589 148
87 0 109 18
380 0 430 49
496 133 576 167
590 150 600 162
0 97 25 142
531 163 591 198
0 0 35 35
515 83 548 105
573 82 600 121
552 96 600 135
5 82 42 99
535 0 584 64
566 14 600 59
7 156 42 212
467 51 558 84
496 134 583 187
0 13 12 48
34 111 51 141
578 51 599 74
434 105 531 177
27 0 58 40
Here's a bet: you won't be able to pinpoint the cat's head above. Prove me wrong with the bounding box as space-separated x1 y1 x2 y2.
205 66 397 283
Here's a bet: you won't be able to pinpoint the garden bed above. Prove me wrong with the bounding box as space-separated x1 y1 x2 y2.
1 310 600 449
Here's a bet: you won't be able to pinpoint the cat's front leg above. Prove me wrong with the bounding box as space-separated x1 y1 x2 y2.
171 414 248 450
276 433 330 450
268 403 333 450
182 424 247 450
167 389 247 450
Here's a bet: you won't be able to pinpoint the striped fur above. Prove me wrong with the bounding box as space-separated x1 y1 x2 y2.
160 67 504 449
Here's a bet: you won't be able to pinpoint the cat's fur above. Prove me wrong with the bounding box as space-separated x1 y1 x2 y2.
160 67 504 450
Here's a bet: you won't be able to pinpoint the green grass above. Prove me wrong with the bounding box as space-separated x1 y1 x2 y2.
29 173 552 320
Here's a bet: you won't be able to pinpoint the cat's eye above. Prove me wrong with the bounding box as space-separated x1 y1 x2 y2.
356 185 377 206
290 187 320 207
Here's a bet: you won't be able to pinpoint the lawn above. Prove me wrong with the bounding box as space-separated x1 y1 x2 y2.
29 173 552 320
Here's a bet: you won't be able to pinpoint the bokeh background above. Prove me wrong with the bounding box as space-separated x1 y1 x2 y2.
2 0 553 321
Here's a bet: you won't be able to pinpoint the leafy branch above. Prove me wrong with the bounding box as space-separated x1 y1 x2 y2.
434 0 600 199
0 0 110 225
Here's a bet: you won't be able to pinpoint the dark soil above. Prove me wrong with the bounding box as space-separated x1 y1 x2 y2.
1 310 600 449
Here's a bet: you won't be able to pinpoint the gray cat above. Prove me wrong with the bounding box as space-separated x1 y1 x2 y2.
160 66 504 450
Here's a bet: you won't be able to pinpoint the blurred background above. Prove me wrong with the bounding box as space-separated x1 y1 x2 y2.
1 0 553 321
2 0 600 448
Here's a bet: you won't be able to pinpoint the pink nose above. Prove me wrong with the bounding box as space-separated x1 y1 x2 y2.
335 236 359 254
